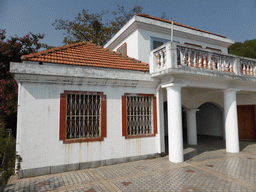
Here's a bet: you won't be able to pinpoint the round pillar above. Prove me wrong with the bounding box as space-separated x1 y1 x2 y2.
162 83 184 163
224 89 239 153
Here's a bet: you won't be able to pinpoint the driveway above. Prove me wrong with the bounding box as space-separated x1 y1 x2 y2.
3 137 256 192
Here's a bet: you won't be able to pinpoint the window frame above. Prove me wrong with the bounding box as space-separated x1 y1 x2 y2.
59 90 107 144
184 42 202 48
122 93 157 139
150 37 179 51
151 37 170 51
206 47 222 52
117 42 127 55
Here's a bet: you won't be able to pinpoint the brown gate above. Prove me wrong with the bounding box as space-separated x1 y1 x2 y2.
237 105 256 140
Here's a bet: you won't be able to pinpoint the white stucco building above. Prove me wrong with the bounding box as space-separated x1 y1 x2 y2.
11 14 256 178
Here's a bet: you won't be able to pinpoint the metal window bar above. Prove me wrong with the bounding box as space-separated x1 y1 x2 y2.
66 93 101 139
126 96 153 135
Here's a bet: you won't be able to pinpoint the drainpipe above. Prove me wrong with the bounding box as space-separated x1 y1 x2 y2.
171 19 174 43
15 81 21 174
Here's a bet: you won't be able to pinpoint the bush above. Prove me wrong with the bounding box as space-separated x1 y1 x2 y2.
0 122 21 184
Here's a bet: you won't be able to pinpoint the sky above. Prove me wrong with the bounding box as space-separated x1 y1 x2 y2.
0 0 255 48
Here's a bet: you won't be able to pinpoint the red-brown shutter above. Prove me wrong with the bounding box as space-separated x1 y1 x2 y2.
59 93 67 140
153 96 158 135
101 95 107 138
122 95 127 136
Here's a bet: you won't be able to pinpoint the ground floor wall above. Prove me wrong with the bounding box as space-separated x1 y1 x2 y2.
17 82 159 178
17 81 256 178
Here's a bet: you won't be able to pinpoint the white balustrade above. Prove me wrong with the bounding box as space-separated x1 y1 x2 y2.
240 59 256 76
176 46 236 74
151 42 256 78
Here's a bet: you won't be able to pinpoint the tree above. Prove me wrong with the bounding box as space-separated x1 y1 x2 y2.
0 122 22 185
53 5 145 46
228 39 256 59
0 29 48 133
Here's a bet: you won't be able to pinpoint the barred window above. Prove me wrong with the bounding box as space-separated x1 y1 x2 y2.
122 94 157 138
59 91 106 143
127 96 153 135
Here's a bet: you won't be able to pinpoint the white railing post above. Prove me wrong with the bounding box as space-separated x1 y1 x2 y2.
149 51 155 74
233 57 240 75
170 42 177 68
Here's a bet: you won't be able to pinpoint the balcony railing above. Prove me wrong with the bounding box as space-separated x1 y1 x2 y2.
150 42 256 78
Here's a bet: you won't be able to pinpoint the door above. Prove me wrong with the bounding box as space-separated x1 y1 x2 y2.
237 106 255 140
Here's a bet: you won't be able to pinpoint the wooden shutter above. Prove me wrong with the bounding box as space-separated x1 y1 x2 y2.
153 96 158 135
122 95 127 136
59 93 67 140
101 95 107 138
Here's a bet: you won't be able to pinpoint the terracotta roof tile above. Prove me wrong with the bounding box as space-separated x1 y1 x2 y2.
21 42 149 72
137 14 226 38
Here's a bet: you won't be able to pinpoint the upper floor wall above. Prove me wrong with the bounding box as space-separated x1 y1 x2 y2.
105 14 234 64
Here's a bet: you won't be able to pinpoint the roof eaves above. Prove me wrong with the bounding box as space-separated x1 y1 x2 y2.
136 14 226 38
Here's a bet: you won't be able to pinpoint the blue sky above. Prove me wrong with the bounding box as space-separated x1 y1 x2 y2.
1 0 255 48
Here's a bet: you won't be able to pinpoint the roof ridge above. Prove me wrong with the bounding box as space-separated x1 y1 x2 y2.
136 14 226 38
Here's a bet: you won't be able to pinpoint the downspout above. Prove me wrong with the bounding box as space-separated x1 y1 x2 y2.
171 19 174 43
15 81 21 174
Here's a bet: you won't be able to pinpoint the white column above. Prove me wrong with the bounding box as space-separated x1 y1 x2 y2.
162 83 183 163
186 108 199 145
224 89 240 153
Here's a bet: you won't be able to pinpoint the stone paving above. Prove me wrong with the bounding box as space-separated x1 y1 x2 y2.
3 139 256 192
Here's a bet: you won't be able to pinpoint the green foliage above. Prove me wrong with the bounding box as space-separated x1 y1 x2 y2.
53 4 145 46
0 29 48 79
0 122 21 185
228 39 256 59
0 29 47 131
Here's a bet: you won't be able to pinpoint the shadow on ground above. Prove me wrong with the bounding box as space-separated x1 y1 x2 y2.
164 135 256 161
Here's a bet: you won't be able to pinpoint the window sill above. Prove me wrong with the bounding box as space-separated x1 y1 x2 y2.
63 137 104 144
125 134 156 139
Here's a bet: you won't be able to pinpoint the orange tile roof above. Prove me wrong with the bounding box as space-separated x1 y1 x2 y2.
21 41 149 72
137 14 226 38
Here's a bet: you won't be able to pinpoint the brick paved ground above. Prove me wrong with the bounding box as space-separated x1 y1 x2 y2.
3 139 256 192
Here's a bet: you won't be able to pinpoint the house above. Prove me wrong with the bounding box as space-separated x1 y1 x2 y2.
10 14 256 178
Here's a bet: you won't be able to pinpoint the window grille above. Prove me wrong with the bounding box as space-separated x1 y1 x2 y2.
66 93 101 139
126 96 153 135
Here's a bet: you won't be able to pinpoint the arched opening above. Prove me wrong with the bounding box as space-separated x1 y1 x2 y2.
196 102 224 141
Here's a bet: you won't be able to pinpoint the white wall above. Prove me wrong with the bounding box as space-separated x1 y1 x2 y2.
112 29 139 60
17 82 158 170
237 93 256 105
137 28 228 64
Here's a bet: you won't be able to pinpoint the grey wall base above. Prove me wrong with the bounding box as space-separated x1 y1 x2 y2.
18 153 161 179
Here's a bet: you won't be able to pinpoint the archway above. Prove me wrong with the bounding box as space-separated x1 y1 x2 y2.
196 102 224 140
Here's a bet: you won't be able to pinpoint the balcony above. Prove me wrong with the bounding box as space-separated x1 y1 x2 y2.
150 42 256 81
